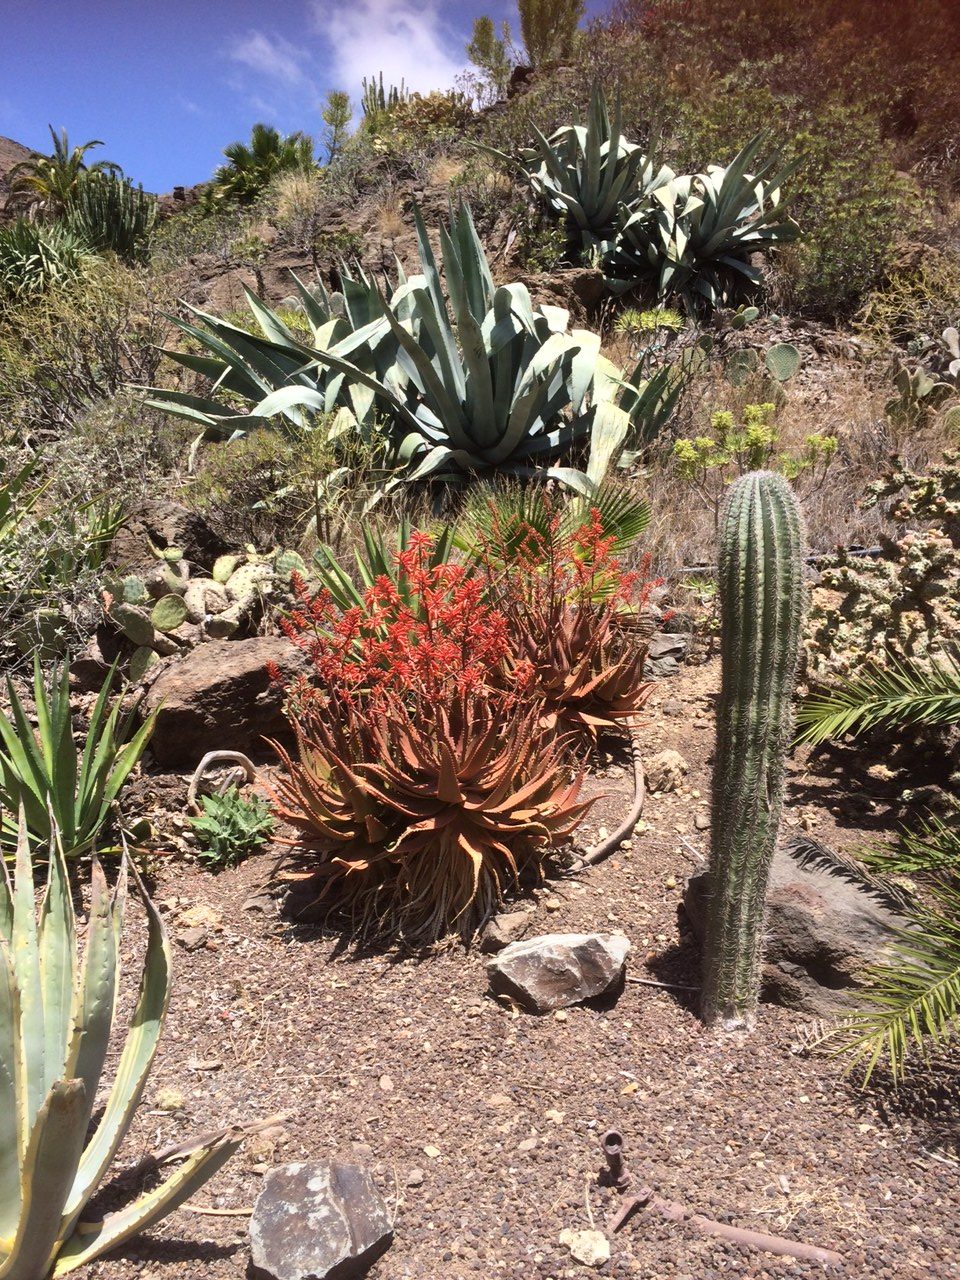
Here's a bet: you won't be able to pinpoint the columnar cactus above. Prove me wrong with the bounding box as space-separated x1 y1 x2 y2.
702 471 806 1030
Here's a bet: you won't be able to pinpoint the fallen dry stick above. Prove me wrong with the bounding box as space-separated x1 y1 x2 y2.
610 1185 842 1268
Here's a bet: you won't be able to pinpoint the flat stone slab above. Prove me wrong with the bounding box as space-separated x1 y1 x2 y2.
249 1161 393 1280
486 932 630 1013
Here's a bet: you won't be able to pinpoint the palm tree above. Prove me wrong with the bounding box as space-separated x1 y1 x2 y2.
6 126 121 217
798 652 960 1082
212 123 316 203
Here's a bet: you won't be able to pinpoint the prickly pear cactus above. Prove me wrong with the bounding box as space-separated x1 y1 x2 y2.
764 342 801 383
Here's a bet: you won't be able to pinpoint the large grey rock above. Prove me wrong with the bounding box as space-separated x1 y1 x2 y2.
249 1161 393 1280
684 837 914 1016
644 632 689 679
487 932 630 1013
143 636 308 767
108 498 230 576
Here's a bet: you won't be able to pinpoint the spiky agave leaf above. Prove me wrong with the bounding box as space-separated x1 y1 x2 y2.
0 815 257 1277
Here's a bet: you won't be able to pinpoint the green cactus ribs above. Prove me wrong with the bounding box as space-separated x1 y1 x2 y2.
702 470 807 1030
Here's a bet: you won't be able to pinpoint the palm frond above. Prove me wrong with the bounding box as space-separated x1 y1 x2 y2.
796 651 960 745
818 891 960 1083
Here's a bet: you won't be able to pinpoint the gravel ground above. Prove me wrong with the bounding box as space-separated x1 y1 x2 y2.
86 661 960 1280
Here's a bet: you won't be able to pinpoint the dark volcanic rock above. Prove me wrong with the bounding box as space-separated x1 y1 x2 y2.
684 836 915 1015
249 1161 393 1280
109 499 231 575
143 636 308 767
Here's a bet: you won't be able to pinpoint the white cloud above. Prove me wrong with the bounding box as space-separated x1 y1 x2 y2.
311 0 465 97
227 31 310 86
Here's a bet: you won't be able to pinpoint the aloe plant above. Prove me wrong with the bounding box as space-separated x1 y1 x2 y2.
605 135 800 311
0 812 251 1276
485 83 673 248
0 657 155 857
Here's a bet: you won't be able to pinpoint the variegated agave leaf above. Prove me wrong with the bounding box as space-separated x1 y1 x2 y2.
0 813 256 1278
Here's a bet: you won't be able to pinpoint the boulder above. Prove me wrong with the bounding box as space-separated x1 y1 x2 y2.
683 836 915 1016
645 749 688 794
487 932 630 1013
478 910 536 954
143 636 308 767
644 632 689 679
108 499 231 576
249 1161 393 1280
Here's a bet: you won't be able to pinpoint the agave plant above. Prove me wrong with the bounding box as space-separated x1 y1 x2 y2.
0 220 96 300
0 812 253 1276
254 203 631 493
269 691 591 944
604 134 800 311
142 261 402 454
485 83 673 249
0 657 155 857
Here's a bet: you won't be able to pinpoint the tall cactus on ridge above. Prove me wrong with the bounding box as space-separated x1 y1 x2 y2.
702 471 806 1030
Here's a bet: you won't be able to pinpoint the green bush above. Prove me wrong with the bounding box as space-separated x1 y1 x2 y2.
774 104 918 318
0 258 166 439
190 785 275 870
0 219 96 300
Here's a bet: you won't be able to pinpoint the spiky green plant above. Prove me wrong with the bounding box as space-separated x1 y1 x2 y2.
702 471 806 1030
485 83 673 248
796 651 960 745
5 127 121 218
605 135 799 312
0 221 96 300
312 519 457 618
798 651 960 1081
0 811 252 1276
0 658 155 857
360 72 408 121
212 123 315 204
63 171 157 264
248 203 631 493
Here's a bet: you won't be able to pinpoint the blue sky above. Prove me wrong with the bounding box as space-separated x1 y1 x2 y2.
1 0 606 193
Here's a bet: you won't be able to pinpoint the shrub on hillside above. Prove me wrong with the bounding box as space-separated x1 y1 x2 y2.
0 258 166 439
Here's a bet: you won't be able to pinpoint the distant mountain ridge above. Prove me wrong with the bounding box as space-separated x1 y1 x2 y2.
0 135 35 203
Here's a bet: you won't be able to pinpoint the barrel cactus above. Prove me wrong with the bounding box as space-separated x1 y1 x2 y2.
702 471 806 1030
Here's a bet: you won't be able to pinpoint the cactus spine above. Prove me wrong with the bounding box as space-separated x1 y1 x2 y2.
703 471 806 1030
